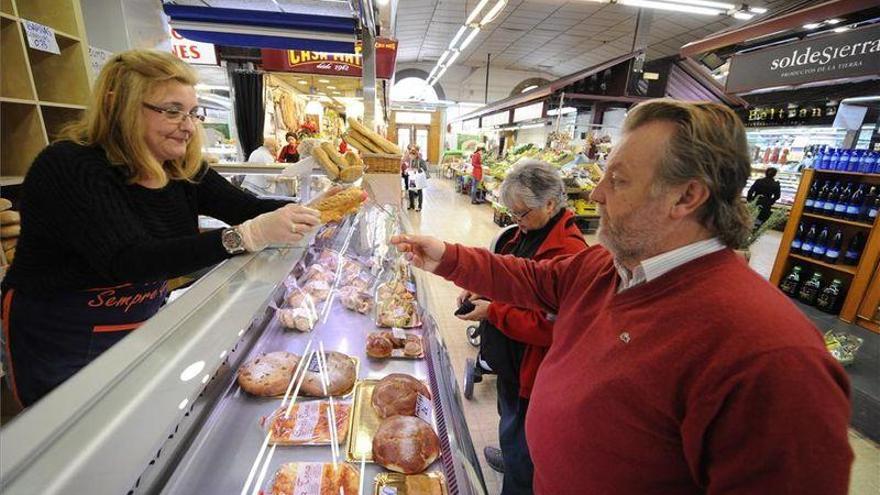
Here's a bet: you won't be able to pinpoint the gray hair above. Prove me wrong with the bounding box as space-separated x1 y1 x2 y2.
500 159 567 214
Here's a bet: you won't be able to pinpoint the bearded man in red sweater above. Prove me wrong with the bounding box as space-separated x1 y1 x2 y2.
392 99 853 494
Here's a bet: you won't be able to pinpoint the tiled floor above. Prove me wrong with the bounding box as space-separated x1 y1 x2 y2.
408 176 880 494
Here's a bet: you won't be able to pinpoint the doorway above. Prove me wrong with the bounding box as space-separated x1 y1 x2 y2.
396 125 430 155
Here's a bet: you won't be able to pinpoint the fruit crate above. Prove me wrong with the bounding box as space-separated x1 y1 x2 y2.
363 153 402 174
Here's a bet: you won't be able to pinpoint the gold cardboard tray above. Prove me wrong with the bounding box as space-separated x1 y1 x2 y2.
373 472 448 495
346 379 382 463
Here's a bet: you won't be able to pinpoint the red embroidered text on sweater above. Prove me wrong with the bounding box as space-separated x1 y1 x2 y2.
436 245 852 495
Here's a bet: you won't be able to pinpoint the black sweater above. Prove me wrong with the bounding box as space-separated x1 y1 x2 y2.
3 141 287 295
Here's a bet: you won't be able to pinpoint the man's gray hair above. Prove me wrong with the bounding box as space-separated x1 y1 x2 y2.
500 159 567 214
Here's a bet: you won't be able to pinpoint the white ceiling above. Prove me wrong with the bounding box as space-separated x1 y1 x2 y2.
394 0 811 76
167 0 355 17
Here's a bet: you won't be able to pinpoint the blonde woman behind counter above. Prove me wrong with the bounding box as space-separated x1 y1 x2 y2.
1 50 323 407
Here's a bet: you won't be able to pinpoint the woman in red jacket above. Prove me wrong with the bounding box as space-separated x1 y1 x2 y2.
457 159 586 495
470 146 484 204
277 132 299 163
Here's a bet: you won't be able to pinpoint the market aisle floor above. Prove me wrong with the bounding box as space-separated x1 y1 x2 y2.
407 177 880 495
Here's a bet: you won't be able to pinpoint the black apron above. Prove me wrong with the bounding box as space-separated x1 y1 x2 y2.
3 280 167 406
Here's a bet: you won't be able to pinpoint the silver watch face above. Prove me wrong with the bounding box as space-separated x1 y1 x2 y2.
222 228 243 252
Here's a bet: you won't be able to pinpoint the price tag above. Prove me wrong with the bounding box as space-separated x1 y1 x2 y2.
405 281 417 293
307 353 321 373
391 327 406 340
380 487 398 495
415 393 432 424
23 20 60 55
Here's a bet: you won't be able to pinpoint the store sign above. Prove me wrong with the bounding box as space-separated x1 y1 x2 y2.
739 101 839 127
170 28 218 65
513 103 544 123
261 38 398 79
23 20 59 55
726 23 880 93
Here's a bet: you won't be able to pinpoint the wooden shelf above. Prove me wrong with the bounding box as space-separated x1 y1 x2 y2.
789 253 858 275
27 35 90 105
1 101 47 177
1 16 35 100
39 101 86 110
802 212 875 229
0 10 15 21
812 169 880 179
0 176 24 187
16 0 79 35
0 96 36 105
40 105 83 141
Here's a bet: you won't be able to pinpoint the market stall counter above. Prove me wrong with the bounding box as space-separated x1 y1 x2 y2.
0 199 486 495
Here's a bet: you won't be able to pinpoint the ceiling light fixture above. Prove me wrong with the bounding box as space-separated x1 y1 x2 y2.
449 26 467 49
297 80 308 85
664 0 734 9
826 18 842 24
521 85 539 93
437 50 451 65
326 85 336 89
480 0 508 26
618 0 722 16
465 0 491 25
833 26 850 33
459 28 481 51
733 11 754 20
803 22 821 29
446 50 461 66
748 6 767 14
318 78 330 83
431 66 450 86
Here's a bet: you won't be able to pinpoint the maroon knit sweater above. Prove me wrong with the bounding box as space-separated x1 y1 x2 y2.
436 244 853 495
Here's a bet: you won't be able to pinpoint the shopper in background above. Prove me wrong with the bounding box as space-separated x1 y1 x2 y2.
470 146 484 204
392 99 852 494
277 132 299 163
456 160 586 495
247 136 278 163
747 166 781 226
406 148 428 211
1 49 326 407
401 143 416 192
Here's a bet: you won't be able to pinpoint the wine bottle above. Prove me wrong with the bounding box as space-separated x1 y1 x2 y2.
791 222 805 253
823 228 843 264
843 232 866 266
846 184 865 220
834 183 852 218
801 224 818 254
811 225 829 258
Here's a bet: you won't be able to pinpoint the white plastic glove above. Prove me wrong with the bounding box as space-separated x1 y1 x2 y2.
239 204 321 252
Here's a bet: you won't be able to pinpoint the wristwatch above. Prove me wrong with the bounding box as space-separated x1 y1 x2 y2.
221 227 246 254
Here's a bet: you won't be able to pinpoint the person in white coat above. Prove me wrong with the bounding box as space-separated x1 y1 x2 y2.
407 149 428 211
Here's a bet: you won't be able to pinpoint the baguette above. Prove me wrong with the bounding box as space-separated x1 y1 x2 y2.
338 166 365 183
320 142 347 168
0 210 20 225
343 150 363 168
0 198 11 212
1 224 20 239
311 147 339 180
347 117 401 154
344 131 381 154
311 187 366 223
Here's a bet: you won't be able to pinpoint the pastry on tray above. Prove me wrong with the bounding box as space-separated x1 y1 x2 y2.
264 462 359 495
300 351 357 397
261 401 351 445
372 415 440 475
371 373 431 418
238 351 301 397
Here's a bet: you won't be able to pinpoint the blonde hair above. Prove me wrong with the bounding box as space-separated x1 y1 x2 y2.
60 49 203 185
623 99 751 248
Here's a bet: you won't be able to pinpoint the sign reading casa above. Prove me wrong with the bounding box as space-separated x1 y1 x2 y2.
726 23 880 93
261 38 398 79
169 28 218 66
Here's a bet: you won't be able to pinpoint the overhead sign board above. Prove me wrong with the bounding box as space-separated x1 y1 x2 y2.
170 28 218 65
726 23 880 93
261 38 398 79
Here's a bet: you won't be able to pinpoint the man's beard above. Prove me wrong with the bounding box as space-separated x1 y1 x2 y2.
597 202 665 266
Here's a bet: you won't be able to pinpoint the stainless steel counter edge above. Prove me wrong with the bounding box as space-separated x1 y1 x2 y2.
0 246 306 494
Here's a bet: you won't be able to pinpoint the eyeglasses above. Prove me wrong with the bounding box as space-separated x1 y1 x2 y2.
509 207 533 221
143 103 206 123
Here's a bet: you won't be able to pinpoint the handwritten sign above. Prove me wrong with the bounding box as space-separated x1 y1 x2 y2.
23 20 60 55
89 46 113 77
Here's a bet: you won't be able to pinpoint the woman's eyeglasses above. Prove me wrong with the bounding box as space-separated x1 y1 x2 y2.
143 103 206 123
509 208 532 221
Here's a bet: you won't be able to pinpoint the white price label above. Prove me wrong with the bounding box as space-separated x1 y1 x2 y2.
391 327 406 340
89 46 113 77
415 393 432 424
23 21 60 55
405 281 416 293
380 487 398 495
307 353 321 373
292 462 323 495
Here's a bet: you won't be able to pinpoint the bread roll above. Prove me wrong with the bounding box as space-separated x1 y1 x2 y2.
366 333 393 358
311 147 339 180
311 187 366 224
0 210 19 224
300 351 357 397
372 415 439 474
371 373 430 418
0 198 11 212
238 351 301 397
344 150 363 167
0 224 20 239
338 166 364 183
320 141 347 168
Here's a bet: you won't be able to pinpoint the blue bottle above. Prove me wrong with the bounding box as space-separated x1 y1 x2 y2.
846 150 861 172
868 151 879 174
820 148 833 169
823 182 841 215
829 149 841 170
858 150 872 173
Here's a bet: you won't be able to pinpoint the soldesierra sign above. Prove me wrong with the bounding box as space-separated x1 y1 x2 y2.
726 23 880 93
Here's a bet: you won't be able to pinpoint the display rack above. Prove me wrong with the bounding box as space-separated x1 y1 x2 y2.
770 168 880 329
855 267 880 333
0 0 91 178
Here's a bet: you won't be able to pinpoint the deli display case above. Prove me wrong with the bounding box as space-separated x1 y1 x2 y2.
0 189 486 494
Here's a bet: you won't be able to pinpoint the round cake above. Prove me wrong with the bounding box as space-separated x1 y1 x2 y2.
238 351 301 396
371 373 430 418
300 351 357 396
366 333 393 358
372 415 440 474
